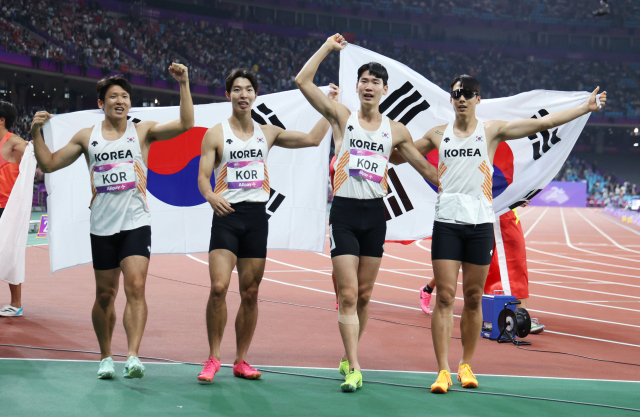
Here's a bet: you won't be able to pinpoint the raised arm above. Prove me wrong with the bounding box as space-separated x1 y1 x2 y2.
488 87 607 142
1 134 27 164
271 84 338 149
198 125 233 216
30 111 85 173
392 123 439 185
145 63 195 142
295 34 349 125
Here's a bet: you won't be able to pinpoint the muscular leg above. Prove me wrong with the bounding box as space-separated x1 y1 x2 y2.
121 255 150 358
333 255 361 371
9 283 21 308
92 268 120 360
459 262 490 366
234 257 265 363
431 259 461 372
206 249 236 360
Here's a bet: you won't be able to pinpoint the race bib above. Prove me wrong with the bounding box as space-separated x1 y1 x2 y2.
227 160 265 189
93 161 136 193
348 149 388 183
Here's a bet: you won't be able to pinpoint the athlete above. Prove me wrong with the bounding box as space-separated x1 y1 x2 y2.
296 34 438 392
196 68 334 383
30 64 194 379
393 74 605 393
0 101 27 317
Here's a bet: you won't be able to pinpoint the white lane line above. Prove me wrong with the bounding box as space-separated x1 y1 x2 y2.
544 331 640 349
597 213 640 236
523 207 549 238
560 208 640 264
515 207 534 218
186 255 640 345
530 269 640 290
574 208 640 255
384 253 432 266
527 258 640 279
526 245 640 271
416 240 431 252
528 293 640 314
530 281 640 300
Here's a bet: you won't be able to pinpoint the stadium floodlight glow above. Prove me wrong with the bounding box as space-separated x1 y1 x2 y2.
635 127 639 134
635 143 639 147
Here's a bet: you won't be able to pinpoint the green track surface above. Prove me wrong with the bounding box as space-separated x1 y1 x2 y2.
1 359 639 416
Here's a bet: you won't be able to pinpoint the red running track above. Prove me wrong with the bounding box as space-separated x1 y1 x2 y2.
1 207 639 381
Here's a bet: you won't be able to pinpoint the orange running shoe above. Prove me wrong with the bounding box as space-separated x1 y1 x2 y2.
457 364 478 388
233 360 262 380
430 370 452 393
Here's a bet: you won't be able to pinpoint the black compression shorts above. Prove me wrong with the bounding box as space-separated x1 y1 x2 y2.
431 221 494 265
0 208 3 218
209 201 268 258
90 225 152 270
329 196 386 258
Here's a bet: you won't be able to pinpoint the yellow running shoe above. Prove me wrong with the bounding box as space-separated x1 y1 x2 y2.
457 364 478 388
430 370 452 393
340 369 363 392
338 360 349 376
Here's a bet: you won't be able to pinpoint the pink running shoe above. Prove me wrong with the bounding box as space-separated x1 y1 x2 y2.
197 357 221 383
233 360 262 380
419 285 432 314
335 301 339 310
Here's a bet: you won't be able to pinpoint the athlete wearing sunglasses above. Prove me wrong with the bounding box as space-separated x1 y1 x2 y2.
391 74 606 394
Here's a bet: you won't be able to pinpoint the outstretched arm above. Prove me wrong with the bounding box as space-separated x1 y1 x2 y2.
295 34 349 125
198 126 234 216
30 111 85 173
393 124 439 185
146 63 195 142
489 87 607 142
1 134 27 164
272 84 339 149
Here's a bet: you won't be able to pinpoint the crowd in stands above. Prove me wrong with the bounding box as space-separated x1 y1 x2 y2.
554 156 639 209
301 0 640 28
1 0 638 117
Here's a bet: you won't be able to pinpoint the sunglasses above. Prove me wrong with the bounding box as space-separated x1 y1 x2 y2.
451 88 478 100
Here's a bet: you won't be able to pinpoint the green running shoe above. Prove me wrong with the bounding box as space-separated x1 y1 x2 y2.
97 357 115 379
340 369 363 392
123 356 145 379
338 360 350 376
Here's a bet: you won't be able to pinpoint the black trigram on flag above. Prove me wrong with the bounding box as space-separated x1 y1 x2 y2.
379 81 431 125
126 116 142 123
528 109 562 161
266 188 286 219
384 167 414 220
509 189 543 210
252 103 285 129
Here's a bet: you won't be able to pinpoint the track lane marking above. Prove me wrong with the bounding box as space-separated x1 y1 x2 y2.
574 208 640 255
597 212 640 236
523 207 549 238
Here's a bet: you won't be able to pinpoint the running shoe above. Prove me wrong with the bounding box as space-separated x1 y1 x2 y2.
97 357 115 379
123 356 145 379
338 359 350 376
457 364 478 388
340 369 362 392
232 360 262 380
430 370 452 394
197 357 221 383
530 318 545 334
335 301 339 310
0 305 23 317
419 286 432 314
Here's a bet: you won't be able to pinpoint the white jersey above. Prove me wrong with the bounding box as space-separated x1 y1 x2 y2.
213 120 270 204
333 111 392 199
88 120 151 236
435 120 495 225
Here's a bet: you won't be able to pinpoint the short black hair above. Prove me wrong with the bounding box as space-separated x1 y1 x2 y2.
225 68 259 94
450 75 481 95
0 101 17 130
357 62 389 86
96 74 132 102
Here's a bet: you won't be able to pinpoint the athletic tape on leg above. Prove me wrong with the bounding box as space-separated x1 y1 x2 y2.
338 313 359 325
